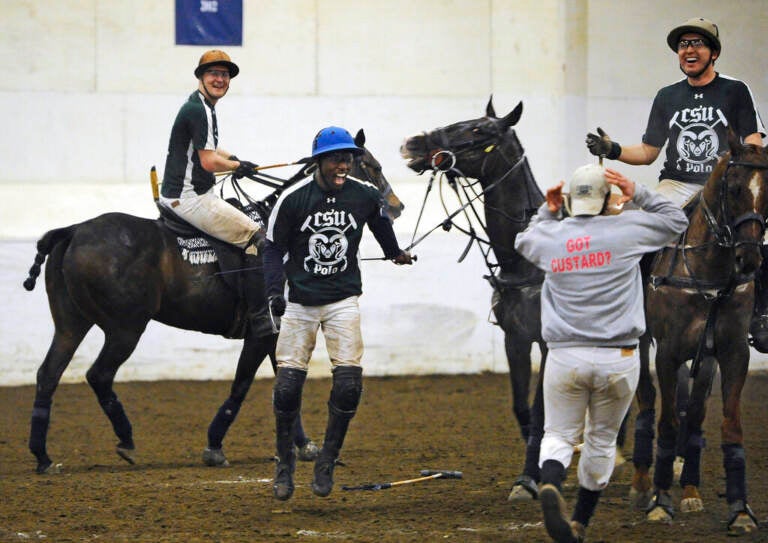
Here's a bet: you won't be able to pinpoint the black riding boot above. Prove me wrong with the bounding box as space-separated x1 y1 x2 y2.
273 368 307 500
312 366 363 497
274 407 299 500
749 246 768 353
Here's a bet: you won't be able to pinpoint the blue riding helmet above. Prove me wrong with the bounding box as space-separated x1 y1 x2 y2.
311 126 364 158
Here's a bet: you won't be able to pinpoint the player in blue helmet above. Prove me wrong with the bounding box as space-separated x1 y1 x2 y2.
262 126 413 501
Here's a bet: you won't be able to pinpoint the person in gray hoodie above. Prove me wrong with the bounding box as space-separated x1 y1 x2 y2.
514 164 688 543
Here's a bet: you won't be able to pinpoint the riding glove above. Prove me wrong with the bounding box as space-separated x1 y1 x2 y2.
585 127 622 160
234 160 259 179
268 294 287 317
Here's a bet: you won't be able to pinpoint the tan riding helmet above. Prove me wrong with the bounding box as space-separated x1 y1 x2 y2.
666 17 721 53
194 49 240 79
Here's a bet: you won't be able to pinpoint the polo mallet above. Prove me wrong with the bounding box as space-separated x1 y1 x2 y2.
215 156 313 177
341 470 462 491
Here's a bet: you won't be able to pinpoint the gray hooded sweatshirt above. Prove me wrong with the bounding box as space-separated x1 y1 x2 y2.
514 183 688 348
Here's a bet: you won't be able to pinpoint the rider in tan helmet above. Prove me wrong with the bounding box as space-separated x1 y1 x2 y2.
160 49 264 255
584 17 767 349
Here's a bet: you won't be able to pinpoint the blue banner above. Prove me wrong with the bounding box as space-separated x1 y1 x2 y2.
176 0 243 46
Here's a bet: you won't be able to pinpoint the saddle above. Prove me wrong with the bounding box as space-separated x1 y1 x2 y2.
156 200 266 293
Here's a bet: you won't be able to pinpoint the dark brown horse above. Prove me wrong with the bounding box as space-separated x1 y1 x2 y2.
400 97 547 499
22 130 403 474
637 132 768 534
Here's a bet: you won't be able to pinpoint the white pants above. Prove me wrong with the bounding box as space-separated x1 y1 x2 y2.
276 296 363 371
655 179 701 207
158 191 259 248
540 346 639 491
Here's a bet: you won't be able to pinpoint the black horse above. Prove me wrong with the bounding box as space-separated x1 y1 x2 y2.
22 130 403 474
400 97 548 498
636 132 767 534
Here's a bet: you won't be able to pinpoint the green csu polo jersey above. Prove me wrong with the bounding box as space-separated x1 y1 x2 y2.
267 176 399 306
161 91 219 198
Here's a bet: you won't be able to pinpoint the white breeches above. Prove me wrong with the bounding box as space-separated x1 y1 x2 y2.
276 296 363 371
540 346 639 491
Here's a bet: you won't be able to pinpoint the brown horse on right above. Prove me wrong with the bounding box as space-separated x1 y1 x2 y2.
632 131 768 534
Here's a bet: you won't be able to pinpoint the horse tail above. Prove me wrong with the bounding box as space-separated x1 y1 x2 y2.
23 224 79 291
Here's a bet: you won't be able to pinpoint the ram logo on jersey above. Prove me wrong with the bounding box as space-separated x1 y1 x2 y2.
300 210 359 275
670 105 727 174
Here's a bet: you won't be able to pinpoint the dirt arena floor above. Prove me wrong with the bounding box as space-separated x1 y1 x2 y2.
2 372 768 542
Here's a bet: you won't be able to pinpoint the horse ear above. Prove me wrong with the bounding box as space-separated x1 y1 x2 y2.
727 127 744 157
355 129 366 147
486 95 496 118
500 101 524 130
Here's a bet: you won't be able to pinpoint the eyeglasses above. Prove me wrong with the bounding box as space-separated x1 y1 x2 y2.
677 38 708 51
324 152 354 164
204 69 231 79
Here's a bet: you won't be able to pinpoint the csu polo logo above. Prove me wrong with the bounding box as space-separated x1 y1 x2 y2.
300 210 358 275
670 106 727 174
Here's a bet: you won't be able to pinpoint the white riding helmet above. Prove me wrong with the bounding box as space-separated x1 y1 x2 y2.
567 164 609 216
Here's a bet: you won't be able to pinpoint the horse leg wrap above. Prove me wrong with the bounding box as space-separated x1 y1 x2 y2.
29 401 52 468
632 408 655 468
679 431 705 488
207 397 243 449
99 395 133 448
653 442 676 490
523 431 543 482
513 407 531 442
722 443 747 504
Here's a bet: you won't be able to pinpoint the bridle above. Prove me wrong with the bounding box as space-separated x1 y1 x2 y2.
652 157 768 297
405 122 542 286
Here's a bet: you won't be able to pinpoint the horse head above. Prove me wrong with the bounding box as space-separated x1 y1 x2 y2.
352 129 404 220
704 129 768 276
400 96 524 178
285 129 404 221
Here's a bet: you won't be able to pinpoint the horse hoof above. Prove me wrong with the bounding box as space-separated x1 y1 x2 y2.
680 485 703 513
646 491 674 522
116 444 136 465
646 505 674 523
36 462 62 475
202 447 229 467
728 512 759 534
296 440 320 462
507 475 538 501
728 501 759 534
629 487 653 510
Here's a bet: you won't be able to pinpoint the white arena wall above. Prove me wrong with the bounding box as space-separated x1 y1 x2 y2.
1 1 767 384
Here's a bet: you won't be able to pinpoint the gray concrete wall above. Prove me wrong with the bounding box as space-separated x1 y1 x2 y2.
1 1 767 383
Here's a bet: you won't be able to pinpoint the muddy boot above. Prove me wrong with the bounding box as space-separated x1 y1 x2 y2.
749 246 768 353
272 368 307 501
273 408 298 501
312 366 362 497
311 404 354 497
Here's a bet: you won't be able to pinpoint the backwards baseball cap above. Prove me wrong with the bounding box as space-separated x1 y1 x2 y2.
567 164 609 216
194 50 240 79
666 17 721 53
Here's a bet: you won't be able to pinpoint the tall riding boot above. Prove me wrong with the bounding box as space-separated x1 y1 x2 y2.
312 366 363 497
241 253 275 337
272 368 307 500
274 407 299 500
312 402 355 497
749 246 768 353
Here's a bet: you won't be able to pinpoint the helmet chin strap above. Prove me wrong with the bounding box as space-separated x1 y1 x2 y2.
200 80 228 104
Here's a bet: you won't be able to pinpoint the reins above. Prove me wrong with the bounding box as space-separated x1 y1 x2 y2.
649 157 768 378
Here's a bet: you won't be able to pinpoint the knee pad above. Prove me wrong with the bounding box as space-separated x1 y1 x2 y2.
329 366 363 413
273 368 307 414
